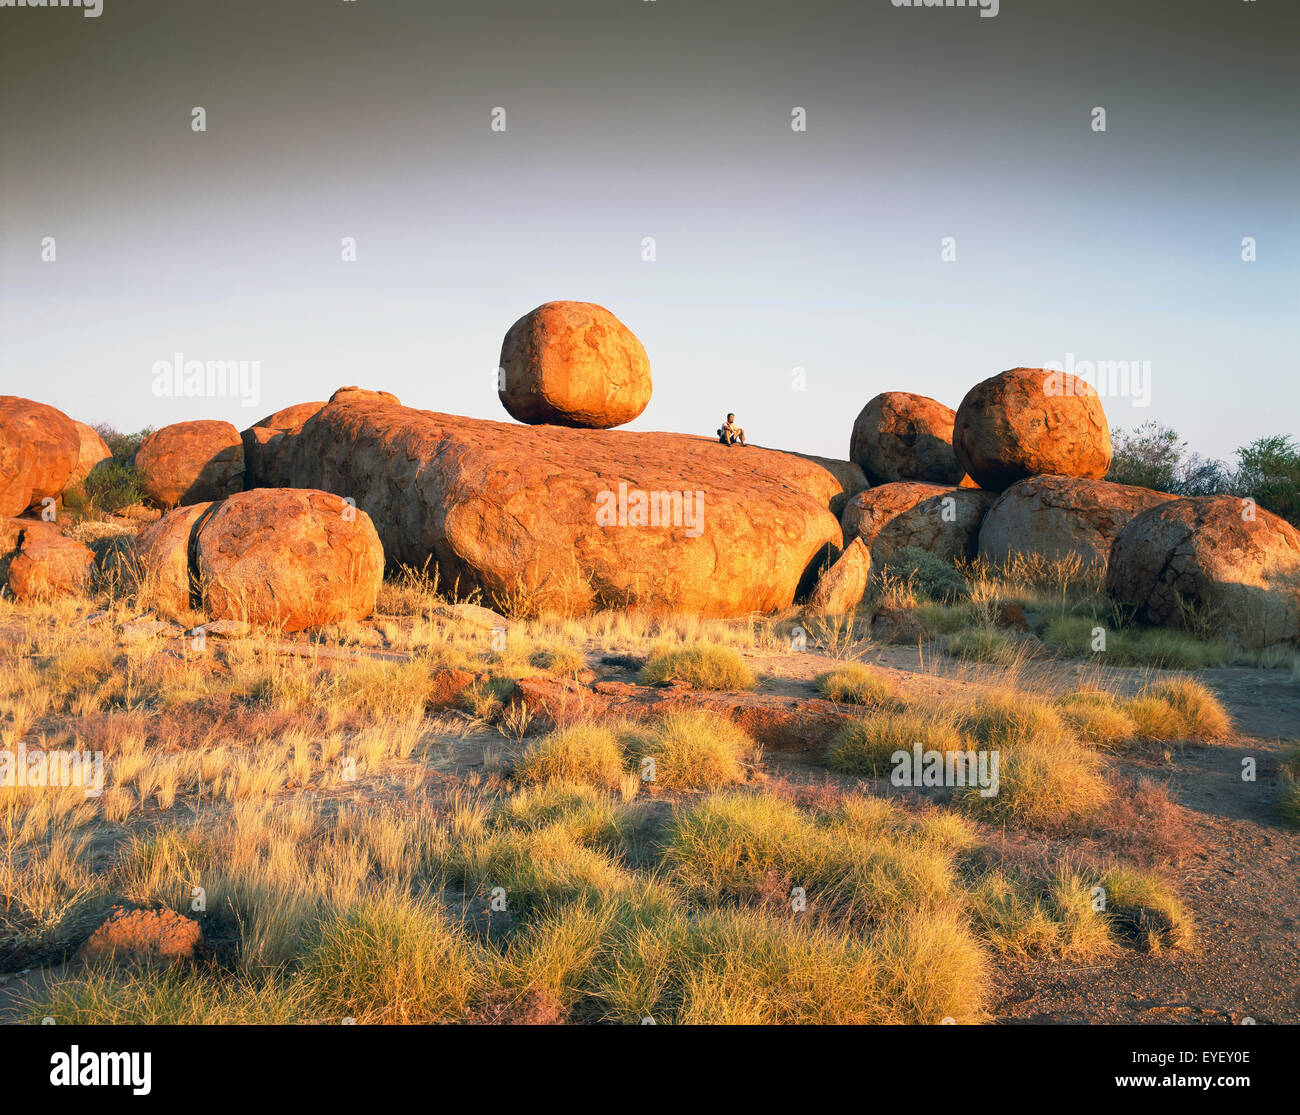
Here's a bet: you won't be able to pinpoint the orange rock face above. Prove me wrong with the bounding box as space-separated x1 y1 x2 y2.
498 301 652 429
0 396 80 517
841 481 994 565
953 368 1112 491
288 400 843 616
131 501 213 615
134 420 244 508
979 476 1176 568
194 488 384 632
1 518 94 601
1107 495 1300 649
850 392 969 486
80 906 202 968
804 537 871 616
68 421 113 487
329 386 401 407
242 401 327 489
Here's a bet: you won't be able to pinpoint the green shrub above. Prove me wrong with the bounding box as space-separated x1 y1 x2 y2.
882 546 969 603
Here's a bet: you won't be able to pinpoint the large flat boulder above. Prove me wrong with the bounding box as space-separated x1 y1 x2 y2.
134 420 245 508
1107 495 1300 648
288 401 843 616
0 396 80 517
498 301 652 429
953 367 1112 490
841 481 995 566
850 392 969 486
979 475 1176 568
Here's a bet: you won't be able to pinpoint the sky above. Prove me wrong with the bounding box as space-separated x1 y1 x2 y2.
1 0 1296 464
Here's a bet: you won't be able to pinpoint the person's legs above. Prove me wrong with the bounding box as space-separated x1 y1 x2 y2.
737 428 746 445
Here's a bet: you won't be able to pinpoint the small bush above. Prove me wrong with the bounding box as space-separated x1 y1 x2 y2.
298 894 483 1023
828 713 968 778
1125 678 1232 741
1053 689 1137 749
515 724 626 791
968 869 1115 961
82 462 146 514
961 694 1070 752
529 644 586 675
946 626 1028 666
1099 867 1194 952
639 644 756 690
960 735 1110 831
1044 614 1228 669
634 710 756 791
882 546 969 603
814 664 894 705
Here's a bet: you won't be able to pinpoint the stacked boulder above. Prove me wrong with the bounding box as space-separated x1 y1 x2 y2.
952 367 1112 490
498 301 652 429
850 392 970 487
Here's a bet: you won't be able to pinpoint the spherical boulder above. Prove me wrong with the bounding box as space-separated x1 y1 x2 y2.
194 488 384 632
953 368 1111 491
68 421 113 488
850 392 969 486
0 396 80 517
134 420 244 508
979 476 1176 568
498 301 651 428
841 481 995 566
1 519 94 601
1107 495 1300 649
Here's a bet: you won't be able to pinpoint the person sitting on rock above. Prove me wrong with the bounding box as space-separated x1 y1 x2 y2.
718 413 746 446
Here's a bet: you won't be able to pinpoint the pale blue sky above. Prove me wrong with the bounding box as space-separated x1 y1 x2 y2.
2 0 1295 462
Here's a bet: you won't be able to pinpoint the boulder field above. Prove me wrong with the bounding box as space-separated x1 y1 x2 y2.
287 398 846 616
